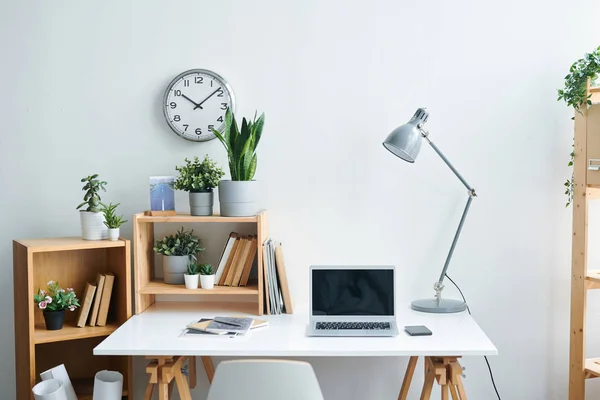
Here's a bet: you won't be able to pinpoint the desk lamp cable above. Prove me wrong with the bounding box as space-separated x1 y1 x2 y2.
445 273 502 400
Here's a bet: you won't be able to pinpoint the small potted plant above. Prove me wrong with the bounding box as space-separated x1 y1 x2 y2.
153 227 204 285
184 260 200 289
102 202 127 241
34 281 80 330
174 155 225 216
199 264 215 290
211 108 265 217
77 174 108 240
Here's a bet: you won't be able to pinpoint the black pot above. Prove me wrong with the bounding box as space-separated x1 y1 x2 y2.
43 309 65 330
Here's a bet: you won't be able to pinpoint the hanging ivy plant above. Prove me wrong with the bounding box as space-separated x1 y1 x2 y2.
557 46 600 207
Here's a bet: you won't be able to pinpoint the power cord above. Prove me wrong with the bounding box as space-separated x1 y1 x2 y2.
445 273 502 400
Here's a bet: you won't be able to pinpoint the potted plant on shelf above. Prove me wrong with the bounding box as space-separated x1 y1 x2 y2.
184 260 200 289
174 155 225 216
102 202 127 241
153 227 204 285
199 264 215 290
211 108 265 217
77 174 108 240
34 281 80 331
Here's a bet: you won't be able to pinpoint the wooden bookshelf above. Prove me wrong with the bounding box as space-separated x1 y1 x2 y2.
13 237 131 400
134 210 268 315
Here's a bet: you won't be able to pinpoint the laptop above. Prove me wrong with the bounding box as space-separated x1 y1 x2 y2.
307 265 399 337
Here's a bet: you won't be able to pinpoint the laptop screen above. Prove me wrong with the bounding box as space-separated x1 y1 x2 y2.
311 268 394 316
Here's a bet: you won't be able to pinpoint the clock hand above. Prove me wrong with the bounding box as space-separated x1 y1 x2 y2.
181 93 203 110
194 87 221 110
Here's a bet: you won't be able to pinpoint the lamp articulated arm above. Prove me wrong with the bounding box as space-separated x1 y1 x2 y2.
421 132 477 301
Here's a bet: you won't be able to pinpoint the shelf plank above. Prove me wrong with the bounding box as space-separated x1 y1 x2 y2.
14 237 125 253
585 358 600 379
140 280 259 295
134 211 264 223
34 322 119 344
586 271 600 289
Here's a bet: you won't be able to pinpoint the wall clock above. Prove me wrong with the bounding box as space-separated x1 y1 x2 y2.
163 69 236 142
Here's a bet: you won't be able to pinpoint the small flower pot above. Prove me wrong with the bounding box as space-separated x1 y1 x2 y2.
200 274 215 290
189 190 214 216
218 180 259 217
107 228 120 241
162 255 190 285
43 309 65 330
80 211 108 240
184 274 199 289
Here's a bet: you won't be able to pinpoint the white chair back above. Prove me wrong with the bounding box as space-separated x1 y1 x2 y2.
207 359 324 400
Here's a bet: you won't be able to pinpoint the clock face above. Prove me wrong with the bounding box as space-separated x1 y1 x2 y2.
163 69 235 142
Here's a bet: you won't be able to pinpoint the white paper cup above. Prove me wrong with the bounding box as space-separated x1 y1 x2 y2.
93 370 123 400
32 379 67 400
39 364 77 400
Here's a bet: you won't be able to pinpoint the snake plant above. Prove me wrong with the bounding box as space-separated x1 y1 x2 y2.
211 108 265 181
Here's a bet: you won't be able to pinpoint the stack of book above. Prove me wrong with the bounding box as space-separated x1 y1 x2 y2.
214 233 258 287
75 273 115 328
263 238 293 315
182 316 268 338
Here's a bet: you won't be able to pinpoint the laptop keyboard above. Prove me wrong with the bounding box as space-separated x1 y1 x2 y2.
315 322 391 330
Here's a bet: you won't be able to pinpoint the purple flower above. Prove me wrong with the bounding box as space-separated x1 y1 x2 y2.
47 280 55 286
68 305 76 312
38 301 47 310
39 289 46 296
58 289 65 293
66 288 74 293
45 296 52 304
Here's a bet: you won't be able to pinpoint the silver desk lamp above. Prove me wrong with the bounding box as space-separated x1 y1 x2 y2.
382 108 476 313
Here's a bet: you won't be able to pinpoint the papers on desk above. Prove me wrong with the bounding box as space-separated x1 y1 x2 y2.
180 317 269 338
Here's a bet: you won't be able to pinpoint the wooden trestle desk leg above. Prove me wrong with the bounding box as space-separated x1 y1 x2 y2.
202 356 215 383
398 356 468 400
144 356 196 400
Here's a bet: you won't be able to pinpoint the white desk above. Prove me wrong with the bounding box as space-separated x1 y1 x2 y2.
94 302 496 399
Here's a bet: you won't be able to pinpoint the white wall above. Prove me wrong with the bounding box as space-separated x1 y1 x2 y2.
1 0 599 398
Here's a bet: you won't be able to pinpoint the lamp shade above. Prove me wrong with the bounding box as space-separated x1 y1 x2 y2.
382 108 429 163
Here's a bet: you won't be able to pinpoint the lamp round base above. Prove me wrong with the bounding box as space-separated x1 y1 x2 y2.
411 298 467 313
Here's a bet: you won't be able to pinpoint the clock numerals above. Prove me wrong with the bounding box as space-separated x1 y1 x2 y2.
169 102 177 109
195 76 203 84
183 124 189 132
184 79 190 87
195 128 202 135
216 88 224 97
174 115 181 122
220 103 228 110
208 124 214 132
217 116 223 123
173 90 181 96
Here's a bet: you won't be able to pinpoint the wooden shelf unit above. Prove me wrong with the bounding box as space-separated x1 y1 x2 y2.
569 81 600 399
133 210 268 315
13 237 132 400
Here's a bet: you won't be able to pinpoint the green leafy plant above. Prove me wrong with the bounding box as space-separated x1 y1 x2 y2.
153 227 204 256
77 174 107 212
558 46 600 207
211 108 265 181
174 155 225 192
101 202 128 229
199 264 214 276
33 280 80 312
187 260 199 275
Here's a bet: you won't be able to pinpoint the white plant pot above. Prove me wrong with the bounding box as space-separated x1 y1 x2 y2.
93 370 123 400
79 211 108 240
107 228 120 241
40 364 77 400
218 180 259 217
162 255 190 285
184 274 199 289
32 379 67 400
200 274 215 290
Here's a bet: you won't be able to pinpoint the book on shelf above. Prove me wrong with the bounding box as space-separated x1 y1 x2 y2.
76 282 96 328
96 273 115 327
224 236 248 286
88 273 106 326
214 232 238 284
239 236 258 287
231 236 254 287
263 239 293 315
218 234 241 286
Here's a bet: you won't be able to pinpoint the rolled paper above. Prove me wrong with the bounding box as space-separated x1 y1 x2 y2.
93 370 123 400
40 364 77 400
32 379 67 400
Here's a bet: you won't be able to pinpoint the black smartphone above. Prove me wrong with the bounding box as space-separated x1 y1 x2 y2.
404 325 433 336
